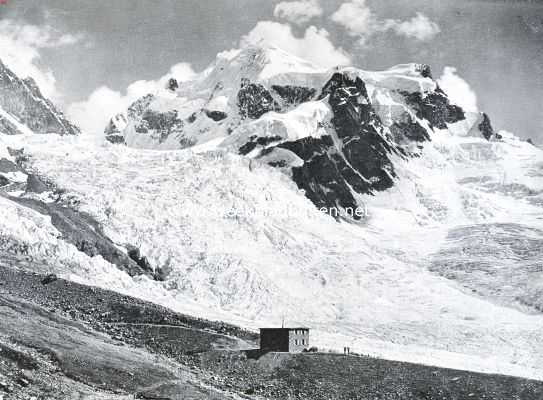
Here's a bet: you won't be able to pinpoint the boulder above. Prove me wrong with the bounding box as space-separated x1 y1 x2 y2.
0 158 19 173
0 175 9 187
41 273 58 285
26 174 48 194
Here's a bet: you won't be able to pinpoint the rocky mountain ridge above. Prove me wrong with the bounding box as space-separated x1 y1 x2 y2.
0 59 79 136
104 45 495 217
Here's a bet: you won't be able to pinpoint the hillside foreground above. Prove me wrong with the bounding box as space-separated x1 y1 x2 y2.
1 263 543 400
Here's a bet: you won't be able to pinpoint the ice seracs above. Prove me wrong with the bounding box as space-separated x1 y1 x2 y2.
2 44 543 380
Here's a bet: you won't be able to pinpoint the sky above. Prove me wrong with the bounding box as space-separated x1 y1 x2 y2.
0 0 542 143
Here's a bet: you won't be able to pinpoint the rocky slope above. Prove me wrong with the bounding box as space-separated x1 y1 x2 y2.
0 59 79 136
2 264 543 400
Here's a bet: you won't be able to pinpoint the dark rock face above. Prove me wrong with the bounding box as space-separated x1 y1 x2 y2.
0 115 21 135
105 134 126 144
0 158 19 187
390 119 430 143
0 59 79 136
123 95 186 144
400 86 465 130
416 64 433 79
271 85 316 107
204 110 227 121
127 245 165 281
237 79 280 119
128 94 155 120
136 110 184 143
41 273 58 285
479 113 494 140
263 73 398 219
320 73 396 192
239 135 283 155
167 78 178 91
105 94 195 146
8 197 153 279
278 136 364 215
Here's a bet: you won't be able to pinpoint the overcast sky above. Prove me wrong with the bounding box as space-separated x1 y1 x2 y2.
0 0 542 142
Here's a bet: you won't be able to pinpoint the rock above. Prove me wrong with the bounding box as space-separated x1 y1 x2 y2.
478 113 494 140
105 134 126 144
0 175 9 187
16 377 30 387
239 135 282 155
127 245 163 280
271 85 316 108
41 273 58 285
26 174 48 194
127 246 142 262
204 110 227 122
0 158 19 173
400 85 465 130
7 147 24 158
390 118 430 143
0 115 22 135
416 64 433 79
167 77 178 91
527 138 534 145
104 114 127 144
135 109 185 144
0 59 79 135
237 79 280 119
237 72 399 219
0 380 11 393
10 197 152 278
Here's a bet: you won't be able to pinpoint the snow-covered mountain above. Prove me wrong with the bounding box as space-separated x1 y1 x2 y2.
0 59 79 137
2 44 543 381
104 45 496 215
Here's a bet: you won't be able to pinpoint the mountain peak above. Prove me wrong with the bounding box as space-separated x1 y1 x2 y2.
0 58 80 136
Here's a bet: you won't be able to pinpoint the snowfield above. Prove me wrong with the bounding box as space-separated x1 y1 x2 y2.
1 128 543 380
1 44 543 381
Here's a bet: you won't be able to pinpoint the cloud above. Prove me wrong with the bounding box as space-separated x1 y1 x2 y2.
242 21 351 68
330 0 375 43
384 13 440 41
437 67 478 112
0 19 85 100
331 0 440 45
274 0 323 26
66 87 125 136
67 63 196 136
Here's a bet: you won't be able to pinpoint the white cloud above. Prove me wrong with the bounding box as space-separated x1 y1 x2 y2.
330 0 375 42
242 21 351 68
437 67 478 112
274 0 323 26
66 87 125 136
0 19 85 100
67 63 196 136
331 0 440 45
384 13 440 41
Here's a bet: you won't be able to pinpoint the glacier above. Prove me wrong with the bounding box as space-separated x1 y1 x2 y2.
1 44 543 380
